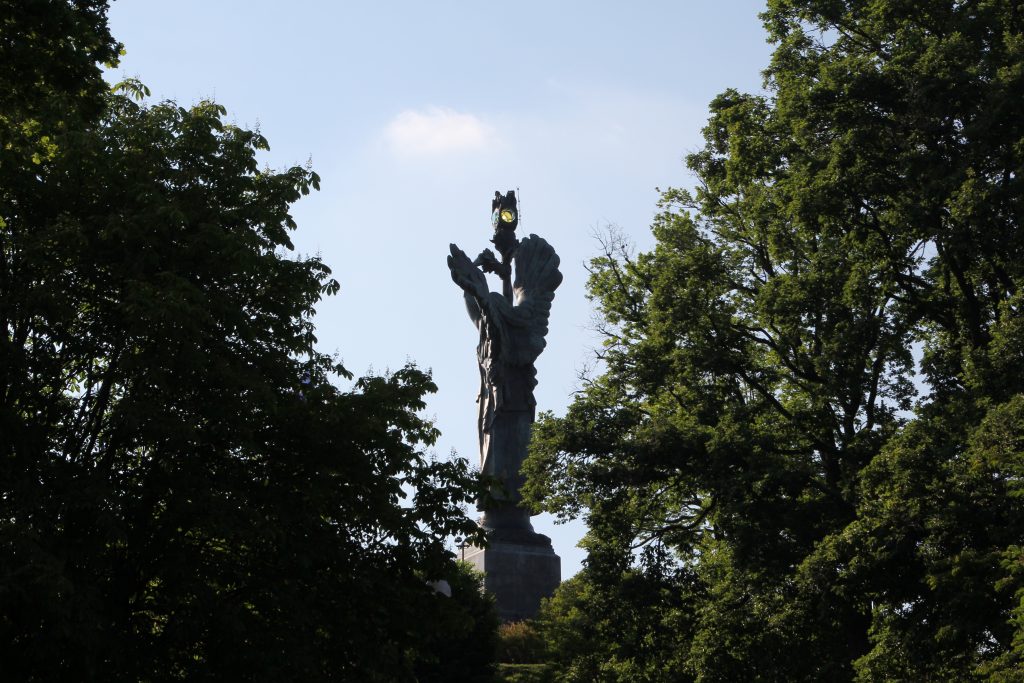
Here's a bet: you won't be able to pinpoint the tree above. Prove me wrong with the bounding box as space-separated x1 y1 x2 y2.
524 0 1024 679
535 560 696 683
0 1 120 175
1 2 486 679
415 562 500 683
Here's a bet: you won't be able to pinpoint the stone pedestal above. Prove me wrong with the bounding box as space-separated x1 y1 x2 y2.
464 527 561 622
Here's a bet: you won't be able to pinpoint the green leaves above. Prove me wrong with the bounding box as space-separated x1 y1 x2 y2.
526 1 1024 679
0 4 486 679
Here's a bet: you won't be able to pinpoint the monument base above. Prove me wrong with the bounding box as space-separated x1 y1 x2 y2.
463 527 561 622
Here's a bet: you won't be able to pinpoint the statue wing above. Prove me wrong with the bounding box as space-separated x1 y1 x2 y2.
505 234 563 366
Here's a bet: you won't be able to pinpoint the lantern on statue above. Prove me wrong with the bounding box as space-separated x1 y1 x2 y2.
491 190 518 232
489 190 519 262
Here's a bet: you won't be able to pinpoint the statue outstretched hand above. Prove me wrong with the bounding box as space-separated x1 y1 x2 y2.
448 244 489 300
473 247 512 280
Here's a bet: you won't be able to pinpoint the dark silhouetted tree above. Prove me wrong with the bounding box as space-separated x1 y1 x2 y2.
0 2 486 680
526 1 1024 679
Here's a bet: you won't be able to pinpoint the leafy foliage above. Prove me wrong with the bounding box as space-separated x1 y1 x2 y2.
535 565 695 683
0 2 487 680
524 0 1024 680
415 562 500 683
497 621 547 665
496 663 554 683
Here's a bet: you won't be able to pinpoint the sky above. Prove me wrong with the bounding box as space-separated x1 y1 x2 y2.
105 0 775 579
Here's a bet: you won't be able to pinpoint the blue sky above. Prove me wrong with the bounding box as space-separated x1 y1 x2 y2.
106 0 775 578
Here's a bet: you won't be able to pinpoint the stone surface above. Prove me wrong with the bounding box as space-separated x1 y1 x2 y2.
463 533 561 623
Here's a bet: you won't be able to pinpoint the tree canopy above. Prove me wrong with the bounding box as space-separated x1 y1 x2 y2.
0 2 486 680
525 0 1024 679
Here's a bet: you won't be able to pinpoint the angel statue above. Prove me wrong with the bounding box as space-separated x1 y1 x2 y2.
448 191 562 533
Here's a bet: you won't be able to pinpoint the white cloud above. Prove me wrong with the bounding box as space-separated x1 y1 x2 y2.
384 107 496 156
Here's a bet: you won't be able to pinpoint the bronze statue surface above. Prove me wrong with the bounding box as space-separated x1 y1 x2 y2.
448 198 561 532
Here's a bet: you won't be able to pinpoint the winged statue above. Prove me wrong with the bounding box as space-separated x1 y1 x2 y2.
448 196 562 531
